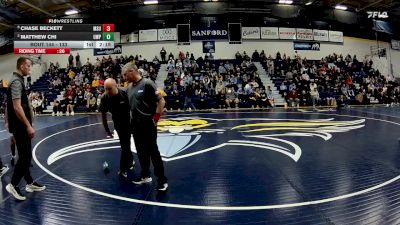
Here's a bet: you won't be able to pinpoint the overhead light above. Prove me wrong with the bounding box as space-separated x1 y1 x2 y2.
279 0 293 4
335 5 347 10
65 9 78 15
144 0 158 5
306 1 313 5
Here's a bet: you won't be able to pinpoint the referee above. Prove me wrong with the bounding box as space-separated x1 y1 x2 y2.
6 57 45 201
122 63 168 191
99 78 135 178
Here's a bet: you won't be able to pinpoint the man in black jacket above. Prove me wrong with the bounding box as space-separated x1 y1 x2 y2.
99 78 135 178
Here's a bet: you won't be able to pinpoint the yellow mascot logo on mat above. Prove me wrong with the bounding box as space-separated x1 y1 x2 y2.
157 119 211 133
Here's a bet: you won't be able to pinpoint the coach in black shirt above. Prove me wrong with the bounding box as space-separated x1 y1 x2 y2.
122 62 168 192
6 57 45 201
99 78 134 178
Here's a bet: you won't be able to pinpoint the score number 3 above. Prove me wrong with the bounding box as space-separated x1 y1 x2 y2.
102 24 114 32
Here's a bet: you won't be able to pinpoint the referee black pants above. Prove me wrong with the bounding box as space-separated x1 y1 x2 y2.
131 117 167 184
115 125 134 173
11 130 33 186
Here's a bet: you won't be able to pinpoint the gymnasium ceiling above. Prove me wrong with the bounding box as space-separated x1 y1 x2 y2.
0 0 399 39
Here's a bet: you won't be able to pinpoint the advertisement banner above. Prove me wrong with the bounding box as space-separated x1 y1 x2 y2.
242 27 261 39
158 28 177 41
392 40 400 50
94 44 122 56
296 28 313 40
191 23 228 40
293 41 320 51
203 41 215 53
261 27 279 39
139 29 158 42
329 30 344 43
313 29 329 42
279 27 296 40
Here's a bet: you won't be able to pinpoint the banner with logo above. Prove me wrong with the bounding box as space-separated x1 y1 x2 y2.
294 41 320 51
94 44 122 56
296 28 313 40
191 23 228 40
242 27 261 39
203 41 215 53
313 30 329 42
139 29 158 42
392 40 400 50
279 27 296 40
261 27 279 39
158 28 177 41
329 31 344 43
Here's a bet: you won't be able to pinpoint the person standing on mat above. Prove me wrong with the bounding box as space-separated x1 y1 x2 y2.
0 158 9 178
99 78 135 179
5 106 17 166
122 62 168 192
5 57 46 201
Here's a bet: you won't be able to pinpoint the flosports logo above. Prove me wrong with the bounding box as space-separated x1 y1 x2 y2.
367 11 389 19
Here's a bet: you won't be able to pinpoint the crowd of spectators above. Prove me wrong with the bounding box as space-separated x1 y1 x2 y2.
43 54 159 116
31 47 399 115
258 51 398 108
162 50 274 110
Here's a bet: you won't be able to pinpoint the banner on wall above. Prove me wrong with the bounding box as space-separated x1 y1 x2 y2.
296 28 313 40
158 28 177 41
94 44 122 56
242 27 261 39
279 27 296 40
329 31 344 43
139 29 158 42
294 41 320 51
203 41 215 53
313 30 329 42
392 40 400 50
261 27 279 39
121 34 128 43
191 23 228 40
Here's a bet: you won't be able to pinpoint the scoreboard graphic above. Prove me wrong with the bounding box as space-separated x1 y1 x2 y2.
14 20 115 54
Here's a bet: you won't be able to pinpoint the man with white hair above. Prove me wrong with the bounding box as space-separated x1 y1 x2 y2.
122 63 168 192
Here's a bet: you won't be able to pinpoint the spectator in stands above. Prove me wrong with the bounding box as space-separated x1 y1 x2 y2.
310 88 320 109
215 80 226 108
183 83 196 111
76 53 81 68
171 90 181 110
198 91 208 110
252 50 260 62
287 89 300 108
59 96 67 116
168 52 174 60
266 86 275 108
280 82 288 95
66 96 75 116
52 100 60 116
289 82 296 92
249 87 261 108
87 93 97 112
225 86 239 109
160 47 167 62
68 54 74 67
31 96 40 116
